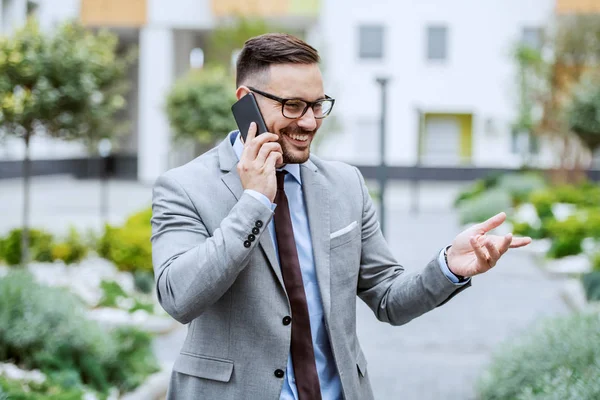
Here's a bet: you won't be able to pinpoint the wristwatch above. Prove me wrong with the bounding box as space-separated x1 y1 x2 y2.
444 246 469 283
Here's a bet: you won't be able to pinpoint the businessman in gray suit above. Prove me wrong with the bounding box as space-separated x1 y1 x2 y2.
151 33 531 399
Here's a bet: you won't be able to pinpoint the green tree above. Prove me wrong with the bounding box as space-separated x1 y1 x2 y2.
205 16 293 69
568 78 600 155
166 66 237 147
0 19 131 265
513 15 600 181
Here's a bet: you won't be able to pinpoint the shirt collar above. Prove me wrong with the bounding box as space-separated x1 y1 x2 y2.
231 131 302 185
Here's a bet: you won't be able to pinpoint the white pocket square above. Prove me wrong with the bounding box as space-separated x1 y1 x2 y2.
330 221 358 239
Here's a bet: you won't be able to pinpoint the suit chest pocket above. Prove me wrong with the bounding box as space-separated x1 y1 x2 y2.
330 221 360 249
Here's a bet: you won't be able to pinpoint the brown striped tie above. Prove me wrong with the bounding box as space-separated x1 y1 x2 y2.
274 170 322 400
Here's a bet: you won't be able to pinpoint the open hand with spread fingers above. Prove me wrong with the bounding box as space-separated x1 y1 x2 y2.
446 212 532 279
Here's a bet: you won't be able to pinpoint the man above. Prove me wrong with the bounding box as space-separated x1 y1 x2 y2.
150 33 531 400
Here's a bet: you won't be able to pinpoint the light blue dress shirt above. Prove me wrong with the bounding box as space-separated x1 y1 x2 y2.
231 131 468 399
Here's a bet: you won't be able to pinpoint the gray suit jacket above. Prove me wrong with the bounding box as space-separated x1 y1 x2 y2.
150 136 470 399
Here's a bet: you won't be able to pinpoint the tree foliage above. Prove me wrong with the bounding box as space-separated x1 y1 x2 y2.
513 14 600 172
0 18 133 150
166 67 237 146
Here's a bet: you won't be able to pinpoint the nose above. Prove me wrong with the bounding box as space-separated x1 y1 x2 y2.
297 107 317 131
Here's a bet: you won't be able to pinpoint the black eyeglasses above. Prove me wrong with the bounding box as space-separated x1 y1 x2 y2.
248 86 335 119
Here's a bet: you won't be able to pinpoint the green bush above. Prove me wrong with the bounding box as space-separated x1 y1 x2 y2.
545 217 587 259
133 271 154 294
0 271 159 395
50 227 88 265
477 312 600 400
0 228 54 265
582 271 600 302
98 280 128 308
0 375 86 400
593 253 600 272
511 221 545 240
529 189 557 220
98 208 153 273
458 188 512 225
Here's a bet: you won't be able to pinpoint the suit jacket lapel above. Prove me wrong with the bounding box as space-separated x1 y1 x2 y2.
301 160 332 320
218 137 284 289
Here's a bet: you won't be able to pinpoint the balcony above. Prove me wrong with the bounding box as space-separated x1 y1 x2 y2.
80 0 147 27
211 0 320 18
556 0 600 15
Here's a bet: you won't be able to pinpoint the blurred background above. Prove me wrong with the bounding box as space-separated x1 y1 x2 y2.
1 0 600 399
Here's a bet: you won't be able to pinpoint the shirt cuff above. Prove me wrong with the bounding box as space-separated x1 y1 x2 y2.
438 246 470 285
245 190 276 211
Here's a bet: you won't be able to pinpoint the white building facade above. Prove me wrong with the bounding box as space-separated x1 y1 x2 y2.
315 0 557 169
1 0 587 182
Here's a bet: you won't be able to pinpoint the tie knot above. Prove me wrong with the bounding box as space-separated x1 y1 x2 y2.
276 170 287 190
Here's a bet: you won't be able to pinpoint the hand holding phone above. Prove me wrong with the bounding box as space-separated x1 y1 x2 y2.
231 92 269 142
237 122 283 203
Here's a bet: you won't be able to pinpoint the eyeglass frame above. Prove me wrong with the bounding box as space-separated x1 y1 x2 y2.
247 86 335 120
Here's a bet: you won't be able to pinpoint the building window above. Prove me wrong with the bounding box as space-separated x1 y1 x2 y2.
521 27 543 50
426 25 448 61
358 25 384 59
511 129 539 155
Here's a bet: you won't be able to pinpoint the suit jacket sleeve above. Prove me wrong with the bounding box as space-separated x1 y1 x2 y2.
353 167 470 326
150 173 274 324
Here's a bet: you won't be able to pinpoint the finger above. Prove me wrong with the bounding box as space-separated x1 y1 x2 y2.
484 238 501 266
470 235 490 270
509 236 532 248
476 212 507 234
244 122 257 145
243 131 278 160
497 233 512 255
256 142 283 164
266 149 283 169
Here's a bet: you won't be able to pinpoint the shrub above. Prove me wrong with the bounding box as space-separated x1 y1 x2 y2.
51 227 88 265
458 188 512 225
98 208 153 273
133 271 154 294
477 312 600 400
593 253 600 272
529 189 556 220
545 216 587 259
0 375 86 400
511 221 545 240
0 271 159 394
98 280 128 308
581 272 600 302
0 228 54 265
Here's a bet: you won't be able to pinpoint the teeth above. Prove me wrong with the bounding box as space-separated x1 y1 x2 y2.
289 134 309 142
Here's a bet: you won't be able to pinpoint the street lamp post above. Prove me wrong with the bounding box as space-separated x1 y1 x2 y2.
376 77 389 237
98 139 112 226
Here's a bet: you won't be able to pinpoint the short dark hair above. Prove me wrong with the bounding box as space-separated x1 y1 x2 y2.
235 33 320 87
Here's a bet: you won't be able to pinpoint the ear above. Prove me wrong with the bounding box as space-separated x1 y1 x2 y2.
235 86 250 100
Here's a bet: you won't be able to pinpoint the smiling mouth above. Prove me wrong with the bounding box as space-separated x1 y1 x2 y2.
286 132 310 142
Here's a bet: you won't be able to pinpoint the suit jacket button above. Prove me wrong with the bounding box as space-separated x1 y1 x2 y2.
255 220 263 228
244 240 251 248
252 227 260 235
274 369 284 378
282 316 291 326
248 234 256 242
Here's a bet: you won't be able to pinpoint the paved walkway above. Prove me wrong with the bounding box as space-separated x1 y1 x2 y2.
0 176 570 399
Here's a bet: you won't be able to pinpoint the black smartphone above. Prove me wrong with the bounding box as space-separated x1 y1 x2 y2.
231 92 269 142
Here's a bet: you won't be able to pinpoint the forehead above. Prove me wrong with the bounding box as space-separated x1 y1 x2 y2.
265 63 324 100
